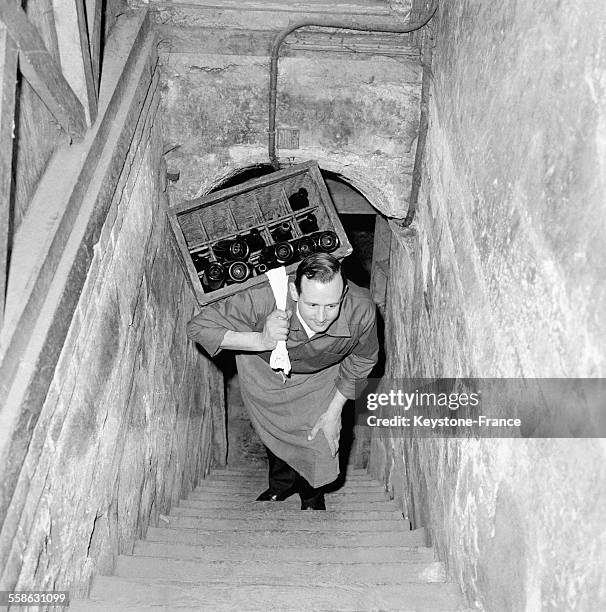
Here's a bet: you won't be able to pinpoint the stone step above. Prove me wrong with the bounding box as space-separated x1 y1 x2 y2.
204 472 375 481
188 490 390 502
172 503 402 521
114 556 447 585
144 526 426 548
199 470 379 483
193 481 386 492
208 468 371 477
73 576 469 611
209 463 368 476
134 541 436 564
173 497 400 511
165 515 406 531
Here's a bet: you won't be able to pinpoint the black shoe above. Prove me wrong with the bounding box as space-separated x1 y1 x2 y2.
256 487 296 502
300 494 326 511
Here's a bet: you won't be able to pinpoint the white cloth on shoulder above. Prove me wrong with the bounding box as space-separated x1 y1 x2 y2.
265 266 291 377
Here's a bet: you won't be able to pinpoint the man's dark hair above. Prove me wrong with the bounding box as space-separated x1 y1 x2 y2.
294 253 345 294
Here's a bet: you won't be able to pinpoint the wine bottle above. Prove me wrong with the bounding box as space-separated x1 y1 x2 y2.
275 241 296 264
212 238 250 262
298 213 319 234
254 261 269 275
295 236 316 259
255 248 278 273
191 251 209 274
263 241 295 266
200 261 226 292
244 228 266 252
270 221 293 242
288 187 310 211
315 230 340 253
227 261 252 283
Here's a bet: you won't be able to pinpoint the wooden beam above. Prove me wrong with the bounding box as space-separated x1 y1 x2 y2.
27 0 61 63
0 25 17 325
370 215 391 310
85 0 102 95
0 0 86 140
75 0 98 121
52 0 97 124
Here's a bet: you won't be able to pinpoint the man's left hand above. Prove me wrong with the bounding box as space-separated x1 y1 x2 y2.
308 411 342 457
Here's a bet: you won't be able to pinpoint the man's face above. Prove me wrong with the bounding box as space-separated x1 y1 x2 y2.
290 275 345 334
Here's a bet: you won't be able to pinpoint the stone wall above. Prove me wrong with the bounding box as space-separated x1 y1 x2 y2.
0 41 223 596
370 1 606 610
157 2 422 217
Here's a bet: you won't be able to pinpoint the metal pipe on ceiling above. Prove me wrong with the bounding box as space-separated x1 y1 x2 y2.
267 1 438 226
268 1 438 170
402 17 433 227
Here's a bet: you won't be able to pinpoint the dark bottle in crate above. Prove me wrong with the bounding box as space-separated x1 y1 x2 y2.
244 228 266 253
314 230 340 253
255 249 277 272
295 236 316 259
298 213 319 234
254 261 269 275
212 238 250 261
288 187 310 211
227 261 252 283
270 221 293 242
200 261 226 292
263 242 295 267
274 241 296 264
191 251 209 274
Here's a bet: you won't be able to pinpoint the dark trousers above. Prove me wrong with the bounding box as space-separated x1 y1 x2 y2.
265 446 324 504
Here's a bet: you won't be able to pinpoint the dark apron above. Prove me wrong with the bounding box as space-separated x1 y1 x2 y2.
235 352 340 488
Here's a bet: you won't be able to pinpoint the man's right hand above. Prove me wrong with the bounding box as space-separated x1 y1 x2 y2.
260 309 291 350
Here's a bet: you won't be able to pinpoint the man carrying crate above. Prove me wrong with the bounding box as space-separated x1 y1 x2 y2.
186 253 378 510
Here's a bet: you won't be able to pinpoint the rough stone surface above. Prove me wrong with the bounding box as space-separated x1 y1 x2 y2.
1 87 223 596
370 1 606 610
224 365 267 467
158 13 421 217
388 0 413 15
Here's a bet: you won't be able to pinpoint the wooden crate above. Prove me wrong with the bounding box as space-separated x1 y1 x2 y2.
168 161 353 305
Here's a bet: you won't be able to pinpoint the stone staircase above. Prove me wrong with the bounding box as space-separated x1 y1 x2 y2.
72 466 469 611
